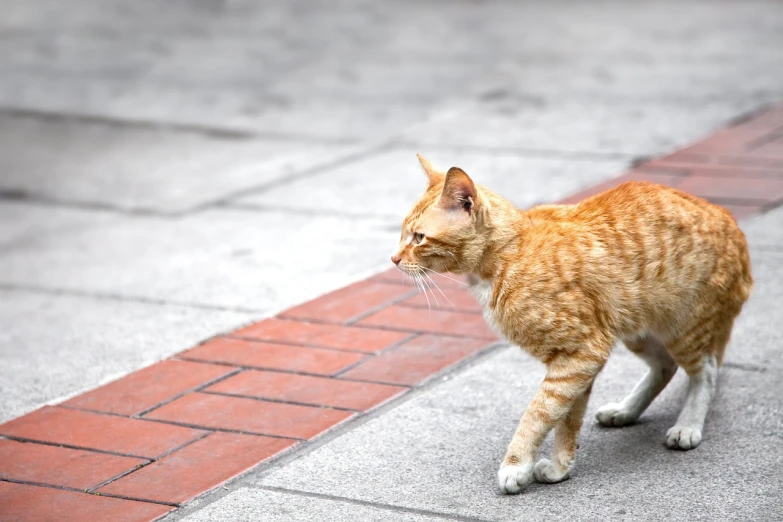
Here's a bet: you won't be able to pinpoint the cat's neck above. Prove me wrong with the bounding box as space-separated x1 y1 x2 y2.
470 188 530 281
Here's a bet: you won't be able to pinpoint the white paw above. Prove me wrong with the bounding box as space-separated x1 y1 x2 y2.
533 458 571 484
497 463 533 494
665 425 702 450
595 402 638 427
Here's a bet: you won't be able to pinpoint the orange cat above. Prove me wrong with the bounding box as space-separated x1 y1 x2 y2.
392 155 753 494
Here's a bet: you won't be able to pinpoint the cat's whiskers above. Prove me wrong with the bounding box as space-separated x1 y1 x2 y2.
423 272 455 309
407 272 423 295
419 265 468 286
413 271 432 312
419 270 441 308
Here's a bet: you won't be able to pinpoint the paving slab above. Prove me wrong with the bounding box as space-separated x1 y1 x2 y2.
0 0 492 140
0 113 357 213
0 201 119 252
0 206 397 311
232 148 628 219
2 0 783 519
6 1 782 144
0 289 253 423
726 247 783 370
179 488 454 522
255 346 782 522
740 206 783 249
471 2 783 106
400 98 764 157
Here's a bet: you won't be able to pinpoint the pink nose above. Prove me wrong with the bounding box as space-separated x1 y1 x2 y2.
391 255 401 265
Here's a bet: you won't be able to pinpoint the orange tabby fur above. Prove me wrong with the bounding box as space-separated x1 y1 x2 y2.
392 155 752 494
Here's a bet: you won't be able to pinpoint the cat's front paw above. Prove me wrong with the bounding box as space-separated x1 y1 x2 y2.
533 458 571 484
595 402 638 427
497 463 533 494
665 425 702 450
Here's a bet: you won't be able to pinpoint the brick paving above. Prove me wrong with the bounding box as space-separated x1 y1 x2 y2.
2 102 783 520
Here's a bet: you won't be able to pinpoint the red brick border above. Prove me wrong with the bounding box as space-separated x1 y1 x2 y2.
3 102 783 521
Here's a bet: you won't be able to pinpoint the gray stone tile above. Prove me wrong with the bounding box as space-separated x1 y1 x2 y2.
232 148 628 219
740 207 783 249
0 207 397 312
0 289 253 423
399 98 762 156
257 347 782 521
177 488 452 522
726 248 783 370
465 2 783 105
0 0 486 141
7 0 781 145
0 114 356 213
0 201 119 252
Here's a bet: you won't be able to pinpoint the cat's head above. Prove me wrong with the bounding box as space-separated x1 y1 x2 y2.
391 155 483 275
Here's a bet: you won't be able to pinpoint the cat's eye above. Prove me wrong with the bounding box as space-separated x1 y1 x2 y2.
413 232 424 244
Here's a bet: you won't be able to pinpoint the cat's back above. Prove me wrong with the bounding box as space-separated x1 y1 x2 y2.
593 181 749 314
512 181 752 340
525 180 747 259
573 180 748 257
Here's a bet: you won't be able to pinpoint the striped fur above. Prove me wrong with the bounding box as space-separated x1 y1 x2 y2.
393 156 753 494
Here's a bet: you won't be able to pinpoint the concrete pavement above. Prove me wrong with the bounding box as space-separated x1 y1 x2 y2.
1 0 783 520
162 210 783 522
4 0 782 424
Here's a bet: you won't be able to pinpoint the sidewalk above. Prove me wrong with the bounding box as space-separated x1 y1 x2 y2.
2 1 783 521
5 103 782 521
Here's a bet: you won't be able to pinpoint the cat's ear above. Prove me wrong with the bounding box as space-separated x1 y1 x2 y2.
417 153 443 187
440 167 477 213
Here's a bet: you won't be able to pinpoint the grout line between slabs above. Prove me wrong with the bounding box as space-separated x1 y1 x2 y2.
744 126 783 151
390 139 639 162
161 342 512 521
0 192 180 218
759 198 783 214
350 321 499 341
254 485 493 522
398 302 483 315
217 202 401 221
0 435 154 460
263 341 508 470
197 390 362 413
705 196 779 206
722 361 768 373
96 492 179 508
267 315 496 341
85 431 216 494
0 106 357 145
328 333 426 379
133 369 245 418
136 417 306 443
203 140 395 206
220 334 412 355
171 356 417 387
0 282 266 314
343 289 421 325
87 461 157 494
0 477 177 507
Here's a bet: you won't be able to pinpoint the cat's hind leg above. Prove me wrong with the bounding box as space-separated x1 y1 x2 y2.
664 354 717 450
596 335 677 427
664 318 733 450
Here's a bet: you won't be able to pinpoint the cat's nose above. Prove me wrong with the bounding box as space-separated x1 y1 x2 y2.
391 254 401 265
